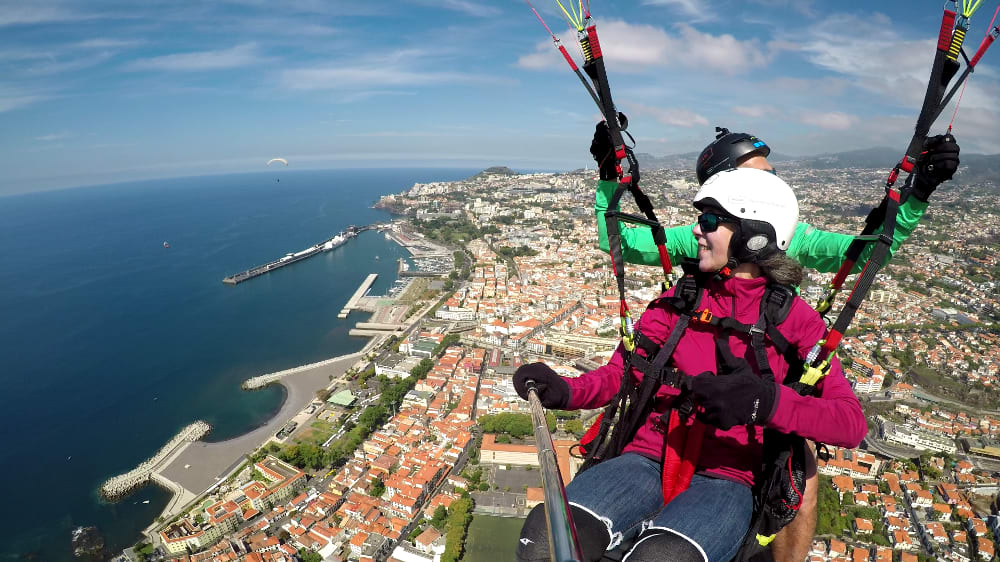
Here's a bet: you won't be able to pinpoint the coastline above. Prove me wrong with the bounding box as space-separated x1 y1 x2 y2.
133 219 433 544
139 347 373 537
135 226 413 541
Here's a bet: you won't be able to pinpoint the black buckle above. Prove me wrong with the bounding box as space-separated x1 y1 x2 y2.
652 414 670 434
675 394 695 421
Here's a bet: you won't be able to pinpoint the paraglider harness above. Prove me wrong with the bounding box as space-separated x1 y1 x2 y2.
573 258 824 556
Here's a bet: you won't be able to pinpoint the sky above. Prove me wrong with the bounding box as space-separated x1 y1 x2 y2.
2 0 1000 195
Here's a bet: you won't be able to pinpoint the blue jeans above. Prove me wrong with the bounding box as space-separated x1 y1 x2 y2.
565 453 752 562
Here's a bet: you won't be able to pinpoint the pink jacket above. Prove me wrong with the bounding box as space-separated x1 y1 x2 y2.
565 275 867 487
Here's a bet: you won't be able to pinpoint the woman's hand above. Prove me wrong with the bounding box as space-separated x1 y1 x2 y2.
687 365 777 430
513 362 571 409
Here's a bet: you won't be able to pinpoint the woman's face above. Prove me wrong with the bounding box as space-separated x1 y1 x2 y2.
693 212 736 273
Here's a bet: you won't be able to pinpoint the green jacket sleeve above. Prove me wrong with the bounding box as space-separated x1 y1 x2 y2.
786 197 928 274
595 179 698 267
595 179 928 274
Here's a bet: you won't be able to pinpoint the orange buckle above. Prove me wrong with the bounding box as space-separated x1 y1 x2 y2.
695 309 713 323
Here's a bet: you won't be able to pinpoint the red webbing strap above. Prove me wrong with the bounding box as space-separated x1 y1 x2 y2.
661 410 685 503
579 412 604 450
970 31 997 67
938 10 957 51
558 45 579 70
586 26 602 58
657 246 672 278
661 413 704 504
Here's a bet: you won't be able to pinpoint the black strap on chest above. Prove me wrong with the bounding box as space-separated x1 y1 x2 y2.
579 287 699 472
578 261 804 471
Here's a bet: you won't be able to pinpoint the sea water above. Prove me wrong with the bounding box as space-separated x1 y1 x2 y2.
0 168 476 560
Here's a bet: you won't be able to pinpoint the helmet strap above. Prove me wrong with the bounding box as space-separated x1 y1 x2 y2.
714 257 739 281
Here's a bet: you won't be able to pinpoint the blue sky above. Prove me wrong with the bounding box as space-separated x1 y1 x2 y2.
2 0 1000 194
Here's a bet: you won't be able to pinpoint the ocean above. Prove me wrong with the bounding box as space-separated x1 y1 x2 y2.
0 168 478 560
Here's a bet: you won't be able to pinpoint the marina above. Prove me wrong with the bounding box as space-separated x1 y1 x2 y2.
222 225 374 285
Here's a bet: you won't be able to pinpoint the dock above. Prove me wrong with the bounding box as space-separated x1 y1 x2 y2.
339 273 379 318
223 225 378 285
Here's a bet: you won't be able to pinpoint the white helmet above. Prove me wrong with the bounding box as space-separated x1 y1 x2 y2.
693 168 798 263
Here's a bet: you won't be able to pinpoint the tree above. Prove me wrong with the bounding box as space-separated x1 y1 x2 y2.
369 476 386 497
315 388 332 402
431 505 449 530
441 497 474 562
564 419 585 437
297 548 322 562
410 358 435 379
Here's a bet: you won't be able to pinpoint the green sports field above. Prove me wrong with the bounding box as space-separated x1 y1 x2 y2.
462 515 525 561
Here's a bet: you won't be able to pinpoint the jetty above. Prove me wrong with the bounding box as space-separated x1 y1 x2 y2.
242 351 367 390
338 273 379 318
100 421 211 500
222 225 378 285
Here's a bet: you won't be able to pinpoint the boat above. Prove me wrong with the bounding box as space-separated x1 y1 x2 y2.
163 241 170 248
142 500 150 504
375 255 380 260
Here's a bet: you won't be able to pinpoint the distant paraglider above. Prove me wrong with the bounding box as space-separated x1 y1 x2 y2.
267 158 287 182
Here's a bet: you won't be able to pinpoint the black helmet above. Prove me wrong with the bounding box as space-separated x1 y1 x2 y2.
695 126 771 185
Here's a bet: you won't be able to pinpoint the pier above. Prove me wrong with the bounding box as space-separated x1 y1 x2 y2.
100 421 211 500
242 350 367 390
338 273 379 318
222 224 378 285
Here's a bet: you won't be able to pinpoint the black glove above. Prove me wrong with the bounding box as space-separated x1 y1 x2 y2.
589 112 627 181
911 134 960 202
686 364 777 430
513 362 571 409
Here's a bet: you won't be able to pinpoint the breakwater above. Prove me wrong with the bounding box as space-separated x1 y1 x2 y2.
242 350 366 390
99 421 211 500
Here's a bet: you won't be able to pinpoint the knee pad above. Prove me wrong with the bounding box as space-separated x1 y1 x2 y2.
622 527 707 562
516 503 613 561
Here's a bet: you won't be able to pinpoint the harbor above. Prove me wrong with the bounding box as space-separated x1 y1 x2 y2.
222 225 377 285
135 223 455 547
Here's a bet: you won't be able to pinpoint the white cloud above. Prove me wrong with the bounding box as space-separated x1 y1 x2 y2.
27 51 115 75
517 20 781 74
125 43 264 72
797 14 936 108
280 51 509 91
0 4 97 26
640 0 708 21
74 38 145 49
747 0 816 18
628 102 708 127
731 105 776 118
799 111 857 130
35 131 74 141
765 76 850 96
438 0 501 17
0 85 45 112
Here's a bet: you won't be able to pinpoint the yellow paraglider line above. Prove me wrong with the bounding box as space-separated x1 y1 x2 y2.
961 0 986 18
555 0 584 30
